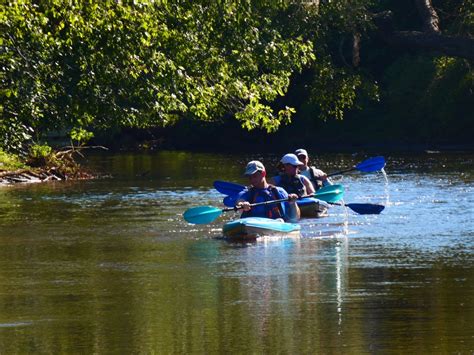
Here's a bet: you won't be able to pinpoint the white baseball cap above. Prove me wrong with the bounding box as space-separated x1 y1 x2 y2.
244 160 265 175
280 153 304 166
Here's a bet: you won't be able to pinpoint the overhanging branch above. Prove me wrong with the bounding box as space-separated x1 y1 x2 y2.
415 0 440 33
373 10 474 60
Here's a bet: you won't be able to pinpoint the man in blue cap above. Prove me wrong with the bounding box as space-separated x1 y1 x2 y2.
235 160 300 222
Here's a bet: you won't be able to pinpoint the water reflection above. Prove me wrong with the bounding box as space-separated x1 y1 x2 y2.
0 151 473 353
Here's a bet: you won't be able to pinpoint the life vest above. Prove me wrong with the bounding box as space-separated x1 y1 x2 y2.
241 185 285 219
273 174 306 197
301 167 324 191
309 167 324 190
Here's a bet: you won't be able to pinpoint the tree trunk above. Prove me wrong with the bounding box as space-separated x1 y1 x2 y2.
353 33 361 67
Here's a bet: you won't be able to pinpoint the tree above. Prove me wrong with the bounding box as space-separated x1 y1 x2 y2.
374 0 474 60
1 0 472 154
1 1 314 152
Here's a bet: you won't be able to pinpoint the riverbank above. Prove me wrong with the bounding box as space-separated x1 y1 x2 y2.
0 148 99 187
1 168 62 185
2 139 472 187
0 167 96 186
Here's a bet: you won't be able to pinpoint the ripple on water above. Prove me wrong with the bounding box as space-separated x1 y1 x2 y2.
0 321 33 328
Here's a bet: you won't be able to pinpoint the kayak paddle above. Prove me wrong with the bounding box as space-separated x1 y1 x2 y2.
220 182 384 215
223 195 238 207
213 180 247 196
327 156 386 177
224 195 384 214
213 156 385 197
184 184 344 224
329 202 385 215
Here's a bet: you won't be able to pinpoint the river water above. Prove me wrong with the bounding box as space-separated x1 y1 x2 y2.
0 151 472 353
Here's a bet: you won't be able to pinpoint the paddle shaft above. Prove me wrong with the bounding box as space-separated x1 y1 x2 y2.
223 190 341 212
325 156 385 177
222 196 292 212
327 167 356 177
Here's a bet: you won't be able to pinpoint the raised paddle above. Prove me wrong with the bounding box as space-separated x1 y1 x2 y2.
327 156 386 177
184 185 345 224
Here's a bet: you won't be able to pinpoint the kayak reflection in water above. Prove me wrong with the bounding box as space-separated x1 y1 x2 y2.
235 160 300 223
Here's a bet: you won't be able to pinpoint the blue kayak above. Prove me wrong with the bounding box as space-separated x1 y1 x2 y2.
297 197 330 218
222 217 301 240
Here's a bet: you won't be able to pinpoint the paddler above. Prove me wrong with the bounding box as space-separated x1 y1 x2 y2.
295 148 332 191
235 160 300 222
271 153 315 197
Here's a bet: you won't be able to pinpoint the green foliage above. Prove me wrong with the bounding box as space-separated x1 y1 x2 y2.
1 1 316 150
29 144 53 160
70 127 94 144
274 1 379 120
27 143 56 167
310 62 365 120
0 118 33 155
1 0 472 151
369 53 473 143
0 149 27 170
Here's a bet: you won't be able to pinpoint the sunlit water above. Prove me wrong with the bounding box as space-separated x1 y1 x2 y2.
0 151 473 353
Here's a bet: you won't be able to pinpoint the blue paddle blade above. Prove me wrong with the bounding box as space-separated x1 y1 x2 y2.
213 180 246 196
313 184 344 203
346 203 385 215
355 156 386 173
223 195 238 207
183 206 223 224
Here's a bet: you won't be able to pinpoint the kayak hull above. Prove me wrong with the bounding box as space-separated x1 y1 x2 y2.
298 198 329 218
222 217 300 240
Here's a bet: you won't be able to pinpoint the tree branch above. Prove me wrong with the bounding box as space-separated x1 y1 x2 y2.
387 31 474 60
373 10 474 60
353 33 361 67
415 0 440 33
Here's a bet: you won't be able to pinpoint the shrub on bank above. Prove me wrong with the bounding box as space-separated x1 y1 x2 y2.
0 149 26 171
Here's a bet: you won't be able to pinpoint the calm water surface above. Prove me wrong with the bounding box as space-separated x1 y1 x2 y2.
0 151 473 353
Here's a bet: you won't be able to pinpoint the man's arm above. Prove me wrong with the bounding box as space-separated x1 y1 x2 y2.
280 189 300 222
301 175 315 195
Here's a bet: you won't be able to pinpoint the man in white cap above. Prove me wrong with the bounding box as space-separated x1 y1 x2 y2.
235 160 300 222
270 153 315 197
294 148 331 191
